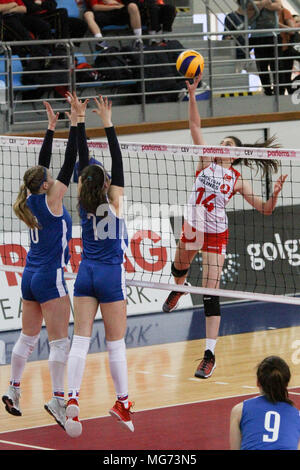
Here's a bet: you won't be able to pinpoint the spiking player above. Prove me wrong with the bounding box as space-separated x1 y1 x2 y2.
65 95 134 438
2 94 88 429
163 75 287 379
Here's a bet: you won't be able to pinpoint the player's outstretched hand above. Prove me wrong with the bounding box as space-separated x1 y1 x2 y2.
273 174 288 196
43 101 59 131
93 95 113 128
65 92 89 124
186 74 202 95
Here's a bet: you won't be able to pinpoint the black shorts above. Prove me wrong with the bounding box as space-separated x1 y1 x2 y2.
93 9 130 27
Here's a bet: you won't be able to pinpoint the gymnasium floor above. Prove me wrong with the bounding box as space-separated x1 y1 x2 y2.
0 301 300 454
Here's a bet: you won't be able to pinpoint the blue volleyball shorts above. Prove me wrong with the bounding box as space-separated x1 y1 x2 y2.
22 267 68 304
74 260 126 303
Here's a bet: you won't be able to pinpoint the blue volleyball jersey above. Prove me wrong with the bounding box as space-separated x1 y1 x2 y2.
240 395 300 450
80 203 128 264
25 193 72 271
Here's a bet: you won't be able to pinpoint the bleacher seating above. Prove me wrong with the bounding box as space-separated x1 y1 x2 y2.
74 52 137 99
2 4 295 132
55 0 81 19
0 55 40 93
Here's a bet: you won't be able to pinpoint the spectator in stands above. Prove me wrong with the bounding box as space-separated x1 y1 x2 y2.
0 0 50 66
292 15 300 52
293 14 300 24
278 6 298 94
54 0 88 43
138 0 176 44
21 0 70 57
83 0 143 51
223 0 256 61
250 0 283 95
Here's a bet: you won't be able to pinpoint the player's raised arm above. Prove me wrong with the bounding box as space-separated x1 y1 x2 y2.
186 75 213 172
236 174 288 215
38 101 60 169
93 95 124 212
76 97 90 177
49 93 88 204
186 74 205 146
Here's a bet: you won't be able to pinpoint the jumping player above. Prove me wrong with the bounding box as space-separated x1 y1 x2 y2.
163 75 287 379
230 356 300 449
65 96 134 438
2 94 87 429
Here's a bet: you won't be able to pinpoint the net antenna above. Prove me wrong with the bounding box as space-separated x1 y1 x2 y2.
1 136 300 307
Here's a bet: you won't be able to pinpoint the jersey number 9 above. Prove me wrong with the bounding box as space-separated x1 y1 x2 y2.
263 411 280 443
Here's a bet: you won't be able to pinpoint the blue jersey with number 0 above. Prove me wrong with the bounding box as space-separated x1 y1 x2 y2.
240 395 300 450
80 203 128 264
25 193 72 271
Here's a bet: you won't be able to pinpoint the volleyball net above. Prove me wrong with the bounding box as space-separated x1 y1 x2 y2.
1 135 300 315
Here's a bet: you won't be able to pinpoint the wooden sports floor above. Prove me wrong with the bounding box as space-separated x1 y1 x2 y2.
0 304 300 452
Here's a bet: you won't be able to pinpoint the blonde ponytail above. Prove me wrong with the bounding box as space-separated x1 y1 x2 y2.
13 184 39 229
13 166 46 229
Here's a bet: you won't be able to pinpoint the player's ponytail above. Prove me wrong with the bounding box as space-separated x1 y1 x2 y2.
79 164 108 214
256 356 294 405
13 183 39 229
13 166 46 229
228 135 280 175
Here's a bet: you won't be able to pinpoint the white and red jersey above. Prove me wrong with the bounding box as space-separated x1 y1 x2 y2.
185 161 240 234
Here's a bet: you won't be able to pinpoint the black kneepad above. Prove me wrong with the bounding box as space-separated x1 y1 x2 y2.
171 262 189 278
203 295 220 317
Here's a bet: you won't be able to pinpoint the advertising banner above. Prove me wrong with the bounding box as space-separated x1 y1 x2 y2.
1 204 299 332
0 219 193 332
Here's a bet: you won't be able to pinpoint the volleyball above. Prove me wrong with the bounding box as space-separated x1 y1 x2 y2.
176 50 204 78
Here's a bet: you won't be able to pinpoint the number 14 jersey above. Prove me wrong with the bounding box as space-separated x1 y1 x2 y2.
185 161 240 234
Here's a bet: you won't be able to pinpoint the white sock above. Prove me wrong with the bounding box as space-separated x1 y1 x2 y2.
49 337 70 400
67 335 91 401
106 338 129 407
95 33 103 38
48 360 65 399
10 353 25 388
205 338 217 355
134 28 142 36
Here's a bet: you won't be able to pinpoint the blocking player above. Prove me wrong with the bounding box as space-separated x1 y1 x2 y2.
2 94 87 428
65 95 134 438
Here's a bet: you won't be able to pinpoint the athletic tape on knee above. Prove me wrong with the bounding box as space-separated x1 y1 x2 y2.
171 261 189 278
12 332 40 359
203 295 220 317
49 337 70 364
69 335 91 360
106 338 126 362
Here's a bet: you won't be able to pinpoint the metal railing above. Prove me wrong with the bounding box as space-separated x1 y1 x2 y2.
0 27 300 131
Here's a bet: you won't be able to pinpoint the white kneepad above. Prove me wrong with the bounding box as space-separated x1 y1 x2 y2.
49 337 70 364
12 332 40 360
